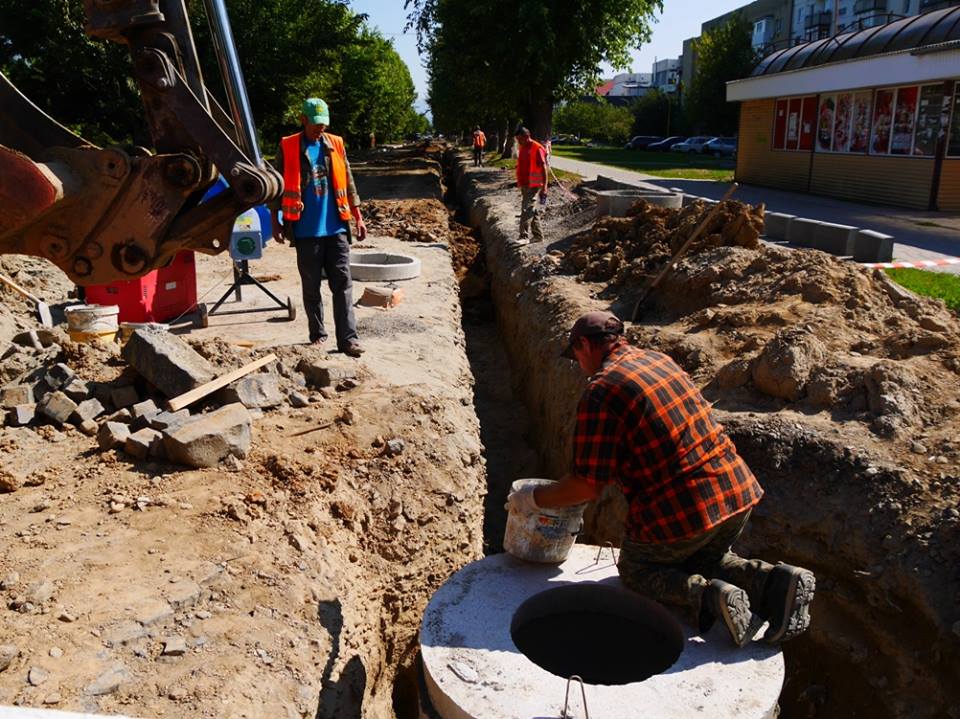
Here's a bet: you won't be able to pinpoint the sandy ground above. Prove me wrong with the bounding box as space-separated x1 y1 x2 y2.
0 149 487 718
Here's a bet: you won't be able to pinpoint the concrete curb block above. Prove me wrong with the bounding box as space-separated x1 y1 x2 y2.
786 217 820 248
811 221 857 256
763 212 796 242
349 252 422 282
853 229 895 263
596 190 682 217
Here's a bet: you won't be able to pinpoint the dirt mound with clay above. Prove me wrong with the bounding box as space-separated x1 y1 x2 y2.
562 199 764 284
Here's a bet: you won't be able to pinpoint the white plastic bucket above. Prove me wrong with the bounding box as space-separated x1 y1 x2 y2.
503 479 587 563
65 304 119 343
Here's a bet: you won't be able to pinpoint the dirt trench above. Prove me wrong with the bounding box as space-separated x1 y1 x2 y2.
451 151 960 718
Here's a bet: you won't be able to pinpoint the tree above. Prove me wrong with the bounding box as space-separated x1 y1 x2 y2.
630 89 686 137
554 100 633 144
408 0 662 141
685 12 758 135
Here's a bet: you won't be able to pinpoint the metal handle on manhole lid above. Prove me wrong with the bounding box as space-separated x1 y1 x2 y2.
562 675 590 719
595 540 618 565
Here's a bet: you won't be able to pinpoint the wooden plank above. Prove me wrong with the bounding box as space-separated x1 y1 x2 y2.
166 353 277 412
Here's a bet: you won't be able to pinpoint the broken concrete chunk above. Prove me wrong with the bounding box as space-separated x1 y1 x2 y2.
122 329 216 398
62 378 91 402
162 636 188 656
0 644 17 672
148 409 190 431
288 391 309 408
110 385 140 410
103 620 147 647
162 403 251 468
131 399 159 420
85 662 130 696
359 286 403 308
98 422 131 451
221 374 284 409
106 407 133 424
1 385 33 408
165 580 201 610
124 427 163 460
71 398 105 424
78 419 98 437
38 391 79 426
134 599 173 627
297 360 357 389
43 363 74 391
8 404 36 427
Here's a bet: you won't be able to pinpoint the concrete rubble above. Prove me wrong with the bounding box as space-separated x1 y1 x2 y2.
121 329 217 398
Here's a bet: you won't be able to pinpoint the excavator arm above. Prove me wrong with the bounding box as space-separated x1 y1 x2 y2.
0 0 281 286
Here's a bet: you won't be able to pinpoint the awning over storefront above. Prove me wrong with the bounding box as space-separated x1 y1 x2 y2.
727 7 960 102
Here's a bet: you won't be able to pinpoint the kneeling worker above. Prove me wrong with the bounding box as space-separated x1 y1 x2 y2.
508 311 815 646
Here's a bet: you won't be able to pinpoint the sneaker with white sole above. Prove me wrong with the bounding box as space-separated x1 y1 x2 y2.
703 580 762 647
760 563 815 643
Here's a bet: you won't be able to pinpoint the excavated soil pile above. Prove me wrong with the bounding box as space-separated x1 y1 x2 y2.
562 199 764 284
0 255 73 348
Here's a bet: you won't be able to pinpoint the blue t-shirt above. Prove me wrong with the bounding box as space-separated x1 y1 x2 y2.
294 139 349 239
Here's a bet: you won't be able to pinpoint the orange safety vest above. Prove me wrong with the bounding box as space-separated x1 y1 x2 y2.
280 132 352 223
516 140 546 188
473 130 486 148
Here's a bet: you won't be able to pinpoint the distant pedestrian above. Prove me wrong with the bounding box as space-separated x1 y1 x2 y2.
513 126 548 244
272 97 366 357
472 126 487 167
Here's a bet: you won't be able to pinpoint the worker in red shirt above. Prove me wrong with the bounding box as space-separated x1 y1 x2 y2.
514 126 548 245
508 311 816 647
472 126 486 167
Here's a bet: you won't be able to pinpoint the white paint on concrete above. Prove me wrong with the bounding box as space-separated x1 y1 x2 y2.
421 545 783 719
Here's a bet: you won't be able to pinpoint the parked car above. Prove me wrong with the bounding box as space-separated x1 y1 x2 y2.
671 136 717 154
704 137 738 157
624 135 662 150
550 134 582 145
646 136 685 152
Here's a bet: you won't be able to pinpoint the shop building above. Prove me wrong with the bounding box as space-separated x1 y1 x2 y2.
727 6 960 210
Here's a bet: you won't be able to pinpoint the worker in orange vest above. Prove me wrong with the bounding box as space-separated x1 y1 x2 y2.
271 98 367 357
514 126 548 245
472 126 486 167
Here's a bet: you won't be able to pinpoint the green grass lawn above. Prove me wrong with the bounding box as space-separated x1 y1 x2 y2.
551 145 735 182
886 268 960 313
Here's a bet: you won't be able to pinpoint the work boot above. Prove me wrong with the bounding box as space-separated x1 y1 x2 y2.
759 563 816 644
702 580 761 647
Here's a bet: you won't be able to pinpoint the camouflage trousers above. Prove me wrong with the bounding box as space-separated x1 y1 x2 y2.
617 509 774 629
519 186 544 241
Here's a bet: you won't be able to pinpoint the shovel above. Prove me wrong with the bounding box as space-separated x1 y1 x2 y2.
631 183 739 321
0 272 54 327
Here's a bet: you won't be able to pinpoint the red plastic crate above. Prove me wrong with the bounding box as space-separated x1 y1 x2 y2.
85 251 197 324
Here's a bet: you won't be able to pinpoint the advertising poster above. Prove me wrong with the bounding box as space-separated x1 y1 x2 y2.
832 93 853 153
890 85 918 155
871 89 894 154
948 83 960 157
787 97 802 149
913 84 944 156
817 95 835 152
850 92 872 153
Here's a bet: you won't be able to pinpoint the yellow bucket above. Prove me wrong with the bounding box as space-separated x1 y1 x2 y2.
65 304 119 345
68 329 118 344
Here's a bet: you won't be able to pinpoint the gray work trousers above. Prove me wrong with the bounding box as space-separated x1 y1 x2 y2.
294 232 358 349
617 508 774 629
519 186 544 241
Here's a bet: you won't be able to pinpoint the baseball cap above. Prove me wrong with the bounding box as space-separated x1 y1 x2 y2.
301 98 330 125
561 311 625 359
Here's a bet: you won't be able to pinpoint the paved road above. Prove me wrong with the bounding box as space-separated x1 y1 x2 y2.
550 154 960 271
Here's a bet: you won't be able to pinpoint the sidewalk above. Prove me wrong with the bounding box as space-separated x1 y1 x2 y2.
550 154 960 272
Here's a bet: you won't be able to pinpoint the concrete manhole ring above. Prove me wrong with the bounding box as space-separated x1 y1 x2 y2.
349 251 422 282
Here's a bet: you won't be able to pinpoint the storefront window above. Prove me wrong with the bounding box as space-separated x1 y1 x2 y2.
948 82 960 158
850 92 872 153
890 86 919 155
772 95 815 151
816 95 835 152
870 89 895 155
832 93 853 153
913 84 945 157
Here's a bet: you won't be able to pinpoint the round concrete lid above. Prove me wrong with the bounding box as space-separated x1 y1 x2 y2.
420 545 784 719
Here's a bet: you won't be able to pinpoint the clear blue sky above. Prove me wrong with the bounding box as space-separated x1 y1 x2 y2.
347 0 750 114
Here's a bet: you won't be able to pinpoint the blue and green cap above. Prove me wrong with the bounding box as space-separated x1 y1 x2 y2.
301 98 330 125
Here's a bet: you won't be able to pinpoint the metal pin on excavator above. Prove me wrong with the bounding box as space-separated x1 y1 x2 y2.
0 0 282 287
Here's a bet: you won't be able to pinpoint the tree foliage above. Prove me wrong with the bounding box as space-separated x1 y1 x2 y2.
630 89 686 137
0 0 421 151
685 12 757 135
554 100 633 144
409 0 662 141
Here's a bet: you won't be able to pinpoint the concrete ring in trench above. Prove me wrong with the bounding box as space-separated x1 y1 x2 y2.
349 250 422 281
420 544 783 719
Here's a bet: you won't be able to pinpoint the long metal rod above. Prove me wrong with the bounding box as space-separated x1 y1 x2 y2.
201 0 263 167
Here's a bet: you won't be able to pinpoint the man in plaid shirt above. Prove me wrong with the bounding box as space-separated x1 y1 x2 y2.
508 311 815 646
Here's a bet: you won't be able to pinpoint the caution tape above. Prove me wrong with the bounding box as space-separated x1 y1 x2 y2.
860 257 960 269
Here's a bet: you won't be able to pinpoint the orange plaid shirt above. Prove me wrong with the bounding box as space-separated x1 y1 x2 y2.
573 341 763 543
